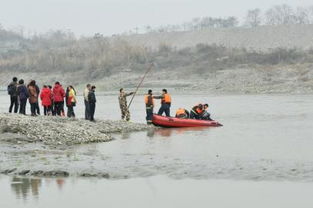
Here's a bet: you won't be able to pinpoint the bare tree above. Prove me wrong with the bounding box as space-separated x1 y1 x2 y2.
265 4 296 25
294 7 310 24
245 9 262 27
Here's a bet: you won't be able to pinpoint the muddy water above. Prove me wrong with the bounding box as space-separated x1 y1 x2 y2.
1 175 313 208
1 92 313 207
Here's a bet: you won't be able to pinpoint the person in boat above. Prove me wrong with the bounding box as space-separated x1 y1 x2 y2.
175 108 189 119
200 104 213 121
189 104 204 119
118 88 134 121
154 89 171 117
145 89 154 125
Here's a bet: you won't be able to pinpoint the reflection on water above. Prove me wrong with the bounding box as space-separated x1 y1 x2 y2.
10 177 65 200
147 127 211 138
11 177 42 200
2 175 313 208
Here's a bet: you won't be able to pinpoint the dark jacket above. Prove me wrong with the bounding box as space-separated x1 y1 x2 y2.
88 90 96 104
17 85 29 100
8 81 18 96
35 84 40 96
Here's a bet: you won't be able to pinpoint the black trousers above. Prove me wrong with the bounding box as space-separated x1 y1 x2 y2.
67 105 75 118
44 106 52 115
54 102 63 116
146 107 153 124
84 100 90 120
35 102 40 115
89 103 96 121
9 96 19 113
158 104 170 117
30 103 36 115
19 98 27 115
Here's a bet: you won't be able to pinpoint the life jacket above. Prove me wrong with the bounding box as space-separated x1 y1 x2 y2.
191 105 203 115
145 94 154 107
196 107 203 114
176 108 186 116
161 93 171 104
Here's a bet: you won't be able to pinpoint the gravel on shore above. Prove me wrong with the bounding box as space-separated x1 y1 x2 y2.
0 113 152 145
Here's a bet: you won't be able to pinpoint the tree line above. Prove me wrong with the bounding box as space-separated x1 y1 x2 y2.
126 4 313 34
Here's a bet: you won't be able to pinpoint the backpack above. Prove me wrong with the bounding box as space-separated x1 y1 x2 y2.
7 84 15 96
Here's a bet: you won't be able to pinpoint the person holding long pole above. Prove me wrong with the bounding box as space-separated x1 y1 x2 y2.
118 88 134 121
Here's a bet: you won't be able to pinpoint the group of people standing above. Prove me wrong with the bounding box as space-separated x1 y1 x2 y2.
8 77 41 116
83 84 97 121
7 77 97 120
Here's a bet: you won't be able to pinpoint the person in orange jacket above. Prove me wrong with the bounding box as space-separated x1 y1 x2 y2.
190 104 204 119
144 89 154 124
154 89 171 117
175 108 189 119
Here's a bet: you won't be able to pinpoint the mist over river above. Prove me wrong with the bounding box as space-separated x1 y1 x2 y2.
1 92 313 207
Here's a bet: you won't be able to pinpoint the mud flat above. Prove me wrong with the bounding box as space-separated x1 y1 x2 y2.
0 113 151 145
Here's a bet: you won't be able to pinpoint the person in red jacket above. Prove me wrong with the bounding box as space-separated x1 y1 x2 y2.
53 81 65 116
40 85 52 115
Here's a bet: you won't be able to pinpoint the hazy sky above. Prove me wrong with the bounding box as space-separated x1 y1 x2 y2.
0 0 312 36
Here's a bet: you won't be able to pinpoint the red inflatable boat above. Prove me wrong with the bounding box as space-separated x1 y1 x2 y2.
152 114 222 128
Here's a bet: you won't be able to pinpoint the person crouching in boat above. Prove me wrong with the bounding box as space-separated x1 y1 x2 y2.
175 108 189 119
154 89 171 117
190 104 204 119
145 89 154 125
200 104 213 121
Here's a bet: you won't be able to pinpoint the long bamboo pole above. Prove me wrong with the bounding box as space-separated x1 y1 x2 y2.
127 63 154 109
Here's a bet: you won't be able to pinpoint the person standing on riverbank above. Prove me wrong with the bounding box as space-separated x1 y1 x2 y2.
53 82 65 116
7 77 19 113
145 89 154 124
83 84 91 120
40 85 52 115
66 85 77 118
34 82 40 115
88 86 96 121
17 79 29 115
48 85 55 116
27 80 38 116
154 89 172 117
118 88 134 121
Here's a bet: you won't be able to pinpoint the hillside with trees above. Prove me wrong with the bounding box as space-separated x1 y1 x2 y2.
0 4 313 93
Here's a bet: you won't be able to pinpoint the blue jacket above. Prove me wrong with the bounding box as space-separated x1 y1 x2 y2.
17 85 29 100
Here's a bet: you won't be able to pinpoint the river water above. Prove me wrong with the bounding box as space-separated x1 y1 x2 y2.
0 92 313 207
